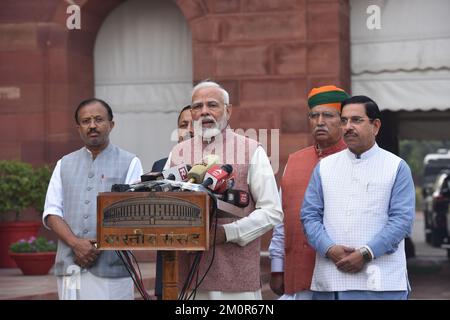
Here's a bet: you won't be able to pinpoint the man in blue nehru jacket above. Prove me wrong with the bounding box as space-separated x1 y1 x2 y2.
301 95 415 300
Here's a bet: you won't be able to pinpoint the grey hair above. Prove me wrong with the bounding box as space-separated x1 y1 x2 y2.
191 80 230 105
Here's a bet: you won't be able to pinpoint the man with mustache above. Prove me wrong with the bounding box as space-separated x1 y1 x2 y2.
301 95 415 299
269 85 349 299
43 98 143 299
167 80 283 299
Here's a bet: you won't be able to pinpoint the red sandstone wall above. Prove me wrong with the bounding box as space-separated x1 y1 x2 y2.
0 0 350 254
0 0 349 178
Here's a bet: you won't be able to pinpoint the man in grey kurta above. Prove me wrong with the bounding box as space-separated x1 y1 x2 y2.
43 98 143 300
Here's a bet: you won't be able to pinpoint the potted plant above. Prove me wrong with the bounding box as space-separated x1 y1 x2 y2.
9 236 57 275
0 160 53 267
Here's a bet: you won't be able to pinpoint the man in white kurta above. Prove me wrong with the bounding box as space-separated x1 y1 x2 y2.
167 81 283 299
43 99 143 300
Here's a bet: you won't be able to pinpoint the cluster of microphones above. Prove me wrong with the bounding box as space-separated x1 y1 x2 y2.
111 160 249 208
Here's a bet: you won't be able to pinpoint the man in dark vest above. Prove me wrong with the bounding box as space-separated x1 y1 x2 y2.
152 104 193 300
269 85 349 299
43 98 143 299
151 104 193 173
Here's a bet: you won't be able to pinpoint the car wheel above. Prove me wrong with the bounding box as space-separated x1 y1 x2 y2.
431 228 445 247
425 229 432 243
424 210 432 244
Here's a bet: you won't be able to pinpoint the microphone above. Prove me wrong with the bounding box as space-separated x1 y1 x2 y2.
158 179 208 193
162 164 191 181
148 182 174 192
140 171 163 182
223 189 250 207
111 180 162 192
140 164 191 182
111 184 132 192
187 164 207 183
202 164 233 192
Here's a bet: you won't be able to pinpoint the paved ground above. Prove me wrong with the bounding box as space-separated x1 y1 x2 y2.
0 262 156 300
0 211 448 300
407 211 450 299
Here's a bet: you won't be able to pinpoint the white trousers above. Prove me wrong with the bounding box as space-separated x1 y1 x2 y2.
278 290 313 300
57 270 134 300
193 289 262 300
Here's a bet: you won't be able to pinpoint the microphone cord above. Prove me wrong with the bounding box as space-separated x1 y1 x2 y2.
180 189 219 300
178 189 221 300
116 250 151 300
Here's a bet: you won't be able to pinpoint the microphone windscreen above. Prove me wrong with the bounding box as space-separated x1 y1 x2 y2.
187 164 207 183
201 164 233 192
203 154 220 169
221 164 233 174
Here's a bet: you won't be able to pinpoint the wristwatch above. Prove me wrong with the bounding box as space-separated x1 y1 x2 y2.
358 247 372 263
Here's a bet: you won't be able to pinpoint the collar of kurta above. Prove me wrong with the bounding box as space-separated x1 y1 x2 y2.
83 142 112 160
315 138 347 159
199 126 231 146
346 142 379 160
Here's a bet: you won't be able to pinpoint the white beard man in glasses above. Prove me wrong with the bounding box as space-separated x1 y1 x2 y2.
166 80 283 300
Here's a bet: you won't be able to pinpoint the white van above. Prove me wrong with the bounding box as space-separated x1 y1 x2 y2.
423 149 450 192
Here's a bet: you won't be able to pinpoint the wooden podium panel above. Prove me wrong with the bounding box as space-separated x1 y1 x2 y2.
96 192 209 251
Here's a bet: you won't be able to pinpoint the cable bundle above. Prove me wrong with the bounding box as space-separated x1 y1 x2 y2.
116 250 152 300
178 191 218 300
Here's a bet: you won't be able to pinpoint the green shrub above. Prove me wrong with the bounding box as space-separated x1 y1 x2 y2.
0 160 52 221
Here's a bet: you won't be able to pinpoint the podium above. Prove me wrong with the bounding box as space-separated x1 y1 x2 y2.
96 191 210 300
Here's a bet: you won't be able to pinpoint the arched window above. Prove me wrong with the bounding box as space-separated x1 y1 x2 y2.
94 0 192 170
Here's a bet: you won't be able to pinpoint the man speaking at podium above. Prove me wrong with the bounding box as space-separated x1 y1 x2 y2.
167 80 283 299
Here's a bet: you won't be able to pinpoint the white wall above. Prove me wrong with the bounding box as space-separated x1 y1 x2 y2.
350 0 450 111
94 0 193 171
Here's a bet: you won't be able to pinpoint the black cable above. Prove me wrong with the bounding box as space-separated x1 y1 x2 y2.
120 250 148 299
178 189 219 300
128 251 146 290
115 250 151 300
191 267 200 300
178 252 201 300
186 190 219 299
115 250 144 298
126 251 151 300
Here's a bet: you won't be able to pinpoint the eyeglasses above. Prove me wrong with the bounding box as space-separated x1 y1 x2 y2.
191 101 225 113
308 111 339 120
79 116 107 127
340 116 373 125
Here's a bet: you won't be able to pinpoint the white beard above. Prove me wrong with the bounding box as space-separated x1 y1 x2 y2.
193 113 228 140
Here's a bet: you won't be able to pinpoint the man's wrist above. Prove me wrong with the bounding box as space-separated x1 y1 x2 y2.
325 244 335 258
358 247 373 262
